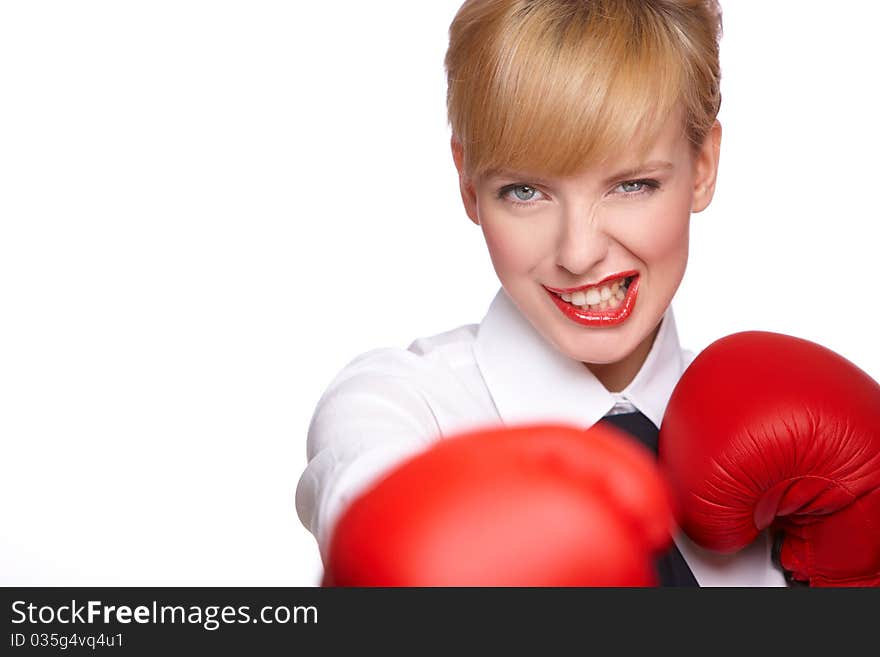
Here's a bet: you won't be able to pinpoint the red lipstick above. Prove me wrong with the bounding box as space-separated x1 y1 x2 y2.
545 274 640 328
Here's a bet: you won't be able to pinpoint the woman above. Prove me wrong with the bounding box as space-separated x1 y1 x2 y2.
296 0 787 586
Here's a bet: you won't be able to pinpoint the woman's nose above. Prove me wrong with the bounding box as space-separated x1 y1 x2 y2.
555 213 611 276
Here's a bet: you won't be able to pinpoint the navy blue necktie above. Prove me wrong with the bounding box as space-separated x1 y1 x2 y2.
597 410 700 587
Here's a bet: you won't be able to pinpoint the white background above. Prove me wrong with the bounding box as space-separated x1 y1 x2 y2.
1 1 877 586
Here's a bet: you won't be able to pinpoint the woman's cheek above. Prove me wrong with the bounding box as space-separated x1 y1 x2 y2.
624 198 691 258
482 217 546 272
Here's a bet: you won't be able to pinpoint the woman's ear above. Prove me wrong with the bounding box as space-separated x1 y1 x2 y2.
451 136 480 226
691 120 722 213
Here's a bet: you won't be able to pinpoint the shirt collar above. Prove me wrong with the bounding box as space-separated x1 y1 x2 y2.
472 286 688 430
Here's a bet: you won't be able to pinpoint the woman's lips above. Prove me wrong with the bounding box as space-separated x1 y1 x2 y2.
545 269 640 295
546 275 640 328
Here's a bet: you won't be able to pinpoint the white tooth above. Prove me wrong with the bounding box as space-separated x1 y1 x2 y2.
561 293 572 302
599 286 612 301
585 288 601 305
571 291 587 306
599 300 608 310
611 282 620 294
609 296 621 308
615 288 625 301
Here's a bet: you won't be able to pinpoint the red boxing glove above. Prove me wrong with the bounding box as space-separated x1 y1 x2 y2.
323 423 676 586
659 331 880 586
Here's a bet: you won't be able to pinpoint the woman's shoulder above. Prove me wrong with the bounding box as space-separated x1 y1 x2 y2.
341 322 479 377
321 321 481 396
307 322 483 448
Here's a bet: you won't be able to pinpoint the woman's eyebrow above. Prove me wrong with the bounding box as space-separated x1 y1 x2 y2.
607 160 675 181
486 160 675 184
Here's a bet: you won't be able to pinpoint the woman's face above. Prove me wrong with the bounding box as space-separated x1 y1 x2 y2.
452 106 721 387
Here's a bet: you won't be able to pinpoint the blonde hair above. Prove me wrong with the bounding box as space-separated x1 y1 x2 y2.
445 0 723 179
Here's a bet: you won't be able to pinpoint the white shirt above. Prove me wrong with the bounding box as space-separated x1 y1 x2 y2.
296 286 788 587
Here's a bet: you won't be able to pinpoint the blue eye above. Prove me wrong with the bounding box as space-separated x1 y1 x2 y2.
511 185 540 202
613 179 661 196
496 184 546 206
618 181 648 193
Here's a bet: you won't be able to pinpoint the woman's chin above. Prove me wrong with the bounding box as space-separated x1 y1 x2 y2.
552 329 641 366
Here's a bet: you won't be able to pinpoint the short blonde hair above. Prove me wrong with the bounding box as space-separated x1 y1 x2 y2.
445 0 723 179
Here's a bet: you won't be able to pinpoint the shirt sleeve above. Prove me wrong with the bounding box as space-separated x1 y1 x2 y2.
294 349 442 566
